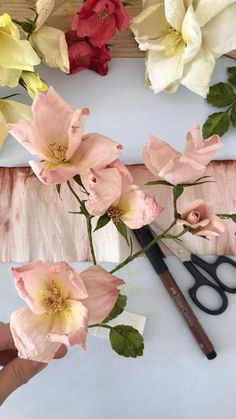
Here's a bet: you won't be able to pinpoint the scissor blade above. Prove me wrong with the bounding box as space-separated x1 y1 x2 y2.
150 224 191 263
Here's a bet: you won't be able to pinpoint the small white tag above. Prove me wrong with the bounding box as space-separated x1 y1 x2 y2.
88 311 146 340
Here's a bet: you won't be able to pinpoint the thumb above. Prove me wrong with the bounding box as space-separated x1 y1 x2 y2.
0 357 46 406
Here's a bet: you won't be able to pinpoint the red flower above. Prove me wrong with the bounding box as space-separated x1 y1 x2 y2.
71 0 130 47
66 30 111 76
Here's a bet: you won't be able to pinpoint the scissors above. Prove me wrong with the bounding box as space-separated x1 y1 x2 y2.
150 225 236 315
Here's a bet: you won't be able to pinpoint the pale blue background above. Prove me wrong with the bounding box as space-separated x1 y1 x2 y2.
0 58 236 418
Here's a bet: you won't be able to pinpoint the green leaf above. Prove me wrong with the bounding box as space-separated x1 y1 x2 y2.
56 184 61 196
102 294 127 323
109 325 144 358
202 112 230 138
94 214 110 231
145 179 173 186
73 174 84 188
228 67 236 87
206 82 236 107
173 185 184 200
217 213 236 222
230 103 236 127
116 221 129 246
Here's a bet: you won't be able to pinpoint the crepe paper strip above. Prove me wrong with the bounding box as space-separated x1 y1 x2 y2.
0 161 235 263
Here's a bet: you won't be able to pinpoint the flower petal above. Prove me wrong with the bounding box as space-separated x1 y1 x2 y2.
146 44 185 93
159 155 205 185
0 31 40 70
30 26 69 73
85 167 122 216
29 160 81 184
7 120 52 160
184 125 223 165
20 71 48 98
32 87 74 147
202 4 236 58
0 111 8 148
66 108 89 160
182 5 202 64
80 265 124 324
10 307 60 363
194 215 225 236
195 0 236 27
12 261 54 314
143 134 180 178
164 0 185 31
131 4 169 51
49 300 88 349
181 45 215 97
120 185 163 229
71 133 122 174
0 66 22 88
35 0 56 30
47 262 88 300
0 98 32 124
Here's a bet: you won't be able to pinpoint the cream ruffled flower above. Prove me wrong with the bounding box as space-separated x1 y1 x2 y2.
131 0 236 97
0 98 32 149
29 0 70 73
0 13 40 88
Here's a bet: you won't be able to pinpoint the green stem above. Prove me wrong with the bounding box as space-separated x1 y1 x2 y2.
0 93 20 100
88 324 112 329
110 220 177 274
86 215 97 265
67 180 97 265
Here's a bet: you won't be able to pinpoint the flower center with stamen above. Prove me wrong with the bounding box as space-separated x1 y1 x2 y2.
50 143 68 163
96 9 110 21
107 206 122 224
42 280 67 315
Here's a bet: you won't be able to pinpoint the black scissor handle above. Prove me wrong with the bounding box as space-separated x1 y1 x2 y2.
183 260 228 315
191 254 236 293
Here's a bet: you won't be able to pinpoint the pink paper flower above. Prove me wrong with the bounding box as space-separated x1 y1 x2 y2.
7 88 122 184
85 162 163 229
65 30 111 75
71 0 130 47
178 199 224 237
10 261 124 363
143 125 223 185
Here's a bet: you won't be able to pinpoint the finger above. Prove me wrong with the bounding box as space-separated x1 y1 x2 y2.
0 322 15 351
0 357 46 406
0 350 18 366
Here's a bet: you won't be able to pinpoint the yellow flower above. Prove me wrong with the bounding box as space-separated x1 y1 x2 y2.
131 0 236 97
0 98 32 149
29 0 69 73
21 71 48 98
0 13 40 88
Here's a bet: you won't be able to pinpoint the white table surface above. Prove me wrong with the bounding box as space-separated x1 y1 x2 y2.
0 57 236 166
1 58 236 418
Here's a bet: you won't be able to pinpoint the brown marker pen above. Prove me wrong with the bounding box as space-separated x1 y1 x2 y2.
133 226 216 360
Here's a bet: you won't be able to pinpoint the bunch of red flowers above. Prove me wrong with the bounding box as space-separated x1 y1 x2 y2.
66 0 130 76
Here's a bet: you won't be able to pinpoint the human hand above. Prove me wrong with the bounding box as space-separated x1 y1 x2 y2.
0 322 67 406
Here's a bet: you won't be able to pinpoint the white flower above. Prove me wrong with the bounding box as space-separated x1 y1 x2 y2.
29 0 69 73
131 0 236 97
